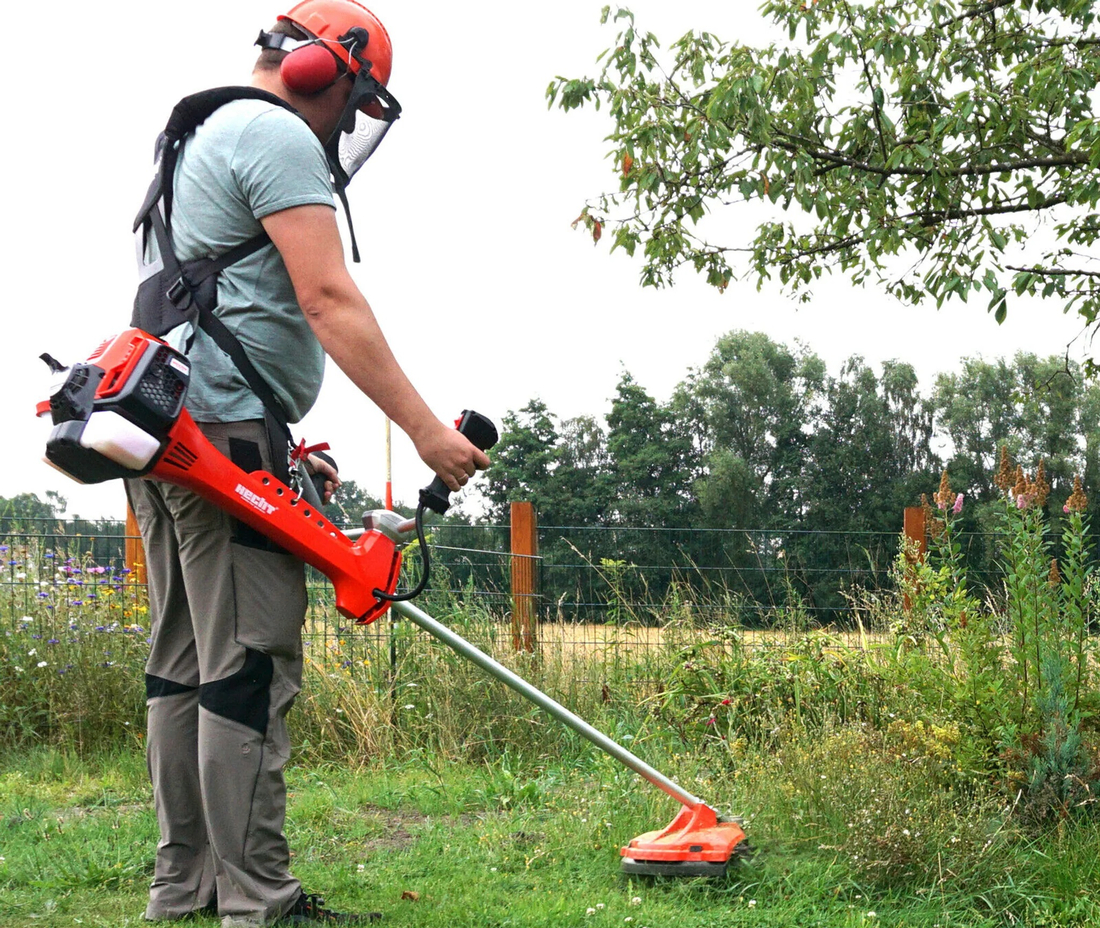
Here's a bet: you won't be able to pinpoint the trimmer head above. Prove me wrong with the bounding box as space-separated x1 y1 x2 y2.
620 803 747 877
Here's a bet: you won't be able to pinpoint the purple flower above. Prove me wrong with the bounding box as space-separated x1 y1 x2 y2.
953 493 964 514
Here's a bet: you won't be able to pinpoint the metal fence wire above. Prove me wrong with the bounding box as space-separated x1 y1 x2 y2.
1 517 1020 647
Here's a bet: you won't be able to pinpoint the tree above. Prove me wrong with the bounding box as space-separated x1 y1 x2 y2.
797 357 940 613
932 353 1087 501
322 479 389 528
672 330 825 526
483 399 562 524
482 400 613 528
0 491 67 533
550 1 1100 342
605 371 696 526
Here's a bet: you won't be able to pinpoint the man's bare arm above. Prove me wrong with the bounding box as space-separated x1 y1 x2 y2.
261 204 488 491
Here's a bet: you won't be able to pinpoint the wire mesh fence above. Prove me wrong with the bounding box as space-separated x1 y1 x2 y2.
1 516 1020 654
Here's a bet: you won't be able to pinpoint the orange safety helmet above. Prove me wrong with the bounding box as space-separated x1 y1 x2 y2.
279 0 393 86
255 0 401 261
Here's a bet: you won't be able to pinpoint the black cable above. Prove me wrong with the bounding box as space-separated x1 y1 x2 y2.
372 502 431 603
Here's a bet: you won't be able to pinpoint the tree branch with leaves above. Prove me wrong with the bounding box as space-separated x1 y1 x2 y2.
548 0 1100 336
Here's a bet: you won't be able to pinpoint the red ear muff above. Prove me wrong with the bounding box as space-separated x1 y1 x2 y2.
281 43 340 95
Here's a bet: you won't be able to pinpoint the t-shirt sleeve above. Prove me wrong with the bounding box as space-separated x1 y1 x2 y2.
230 107 336 220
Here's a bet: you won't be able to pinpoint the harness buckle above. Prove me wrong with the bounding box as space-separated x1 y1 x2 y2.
166 277 188 305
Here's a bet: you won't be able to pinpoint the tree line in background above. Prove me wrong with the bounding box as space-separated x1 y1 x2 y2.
475 329 1100 621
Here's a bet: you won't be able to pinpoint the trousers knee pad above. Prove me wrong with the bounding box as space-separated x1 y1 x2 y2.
199 649 274 735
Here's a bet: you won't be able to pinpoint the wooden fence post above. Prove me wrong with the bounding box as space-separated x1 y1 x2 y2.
510 501 538 652
902 505 926 611
125 504 147 587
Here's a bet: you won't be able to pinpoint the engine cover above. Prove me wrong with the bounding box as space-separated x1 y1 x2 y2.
42 330 190 483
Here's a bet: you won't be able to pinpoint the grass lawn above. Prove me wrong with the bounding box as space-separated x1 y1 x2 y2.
2 746 1096 928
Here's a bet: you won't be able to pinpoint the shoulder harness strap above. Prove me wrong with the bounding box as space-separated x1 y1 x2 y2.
131 87 308 444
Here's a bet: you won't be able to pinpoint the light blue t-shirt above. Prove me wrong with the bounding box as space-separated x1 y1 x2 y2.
166 98 336 424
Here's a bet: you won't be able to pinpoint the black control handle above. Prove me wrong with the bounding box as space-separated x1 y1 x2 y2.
420 410 498 515
309 450 338 504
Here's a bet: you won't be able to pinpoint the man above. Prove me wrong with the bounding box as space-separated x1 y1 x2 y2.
126 2 489 925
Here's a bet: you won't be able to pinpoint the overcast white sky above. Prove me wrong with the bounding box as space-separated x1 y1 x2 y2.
7 1 1092 519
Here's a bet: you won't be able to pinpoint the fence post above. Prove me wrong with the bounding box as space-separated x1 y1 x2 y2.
902 505 926 611
510 501 538 653
125 504 147 587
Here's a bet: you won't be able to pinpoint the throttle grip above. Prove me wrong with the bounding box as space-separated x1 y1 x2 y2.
420 410 498 515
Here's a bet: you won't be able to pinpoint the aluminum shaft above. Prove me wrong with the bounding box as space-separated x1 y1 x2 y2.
391 600 702 810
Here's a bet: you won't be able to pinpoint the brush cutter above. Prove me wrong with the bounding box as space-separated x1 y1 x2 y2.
36 327 749 877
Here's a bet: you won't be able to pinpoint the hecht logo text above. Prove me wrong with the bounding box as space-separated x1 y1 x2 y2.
235 484 277 515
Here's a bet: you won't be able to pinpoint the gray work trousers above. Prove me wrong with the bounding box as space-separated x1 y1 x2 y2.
126 420 307 928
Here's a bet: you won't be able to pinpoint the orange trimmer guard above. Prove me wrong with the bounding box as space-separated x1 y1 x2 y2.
620 803 746 877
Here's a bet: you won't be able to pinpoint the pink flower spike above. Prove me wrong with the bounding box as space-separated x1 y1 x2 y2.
1017 494 1028 510
953 493 964 514
1064 504 1071 514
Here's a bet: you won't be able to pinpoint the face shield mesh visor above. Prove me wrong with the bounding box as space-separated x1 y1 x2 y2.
325 71 401 189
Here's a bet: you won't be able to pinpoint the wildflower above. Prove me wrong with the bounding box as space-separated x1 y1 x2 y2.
952 493 964 514
586 908 596 916
748 899 757 908
1013 464 1028 499
921 493 945 539
1065 475 1088 513
630 897 642 906
994 446 1015 492
933 470 954 510
1034 460 1051 507
1049 559 1061 587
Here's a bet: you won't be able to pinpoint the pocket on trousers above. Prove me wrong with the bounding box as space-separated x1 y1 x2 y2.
231 543 307 660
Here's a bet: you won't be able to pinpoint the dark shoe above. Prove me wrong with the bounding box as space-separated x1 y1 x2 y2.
276 892 381 924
